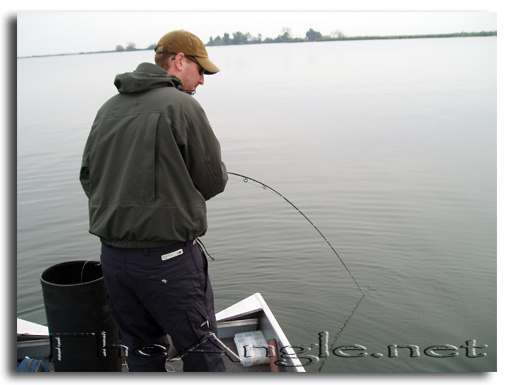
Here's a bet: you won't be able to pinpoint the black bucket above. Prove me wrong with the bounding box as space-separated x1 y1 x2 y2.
40 260 122 372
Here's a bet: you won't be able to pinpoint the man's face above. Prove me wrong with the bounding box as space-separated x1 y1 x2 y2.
180 56 205 95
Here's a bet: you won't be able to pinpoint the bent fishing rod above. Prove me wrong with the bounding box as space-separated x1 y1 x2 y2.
227 172 365 296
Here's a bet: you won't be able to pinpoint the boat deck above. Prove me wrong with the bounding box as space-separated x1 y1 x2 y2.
18 293 304 372
164 337 269 373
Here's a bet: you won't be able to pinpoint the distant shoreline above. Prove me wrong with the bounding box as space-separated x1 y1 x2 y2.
17 31 497 59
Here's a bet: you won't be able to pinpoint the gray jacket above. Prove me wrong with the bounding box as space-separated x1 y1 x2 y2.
80 62 227 248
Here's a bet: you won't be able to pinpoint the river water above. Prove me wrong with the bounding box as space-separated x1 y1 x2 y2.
17 37 496 372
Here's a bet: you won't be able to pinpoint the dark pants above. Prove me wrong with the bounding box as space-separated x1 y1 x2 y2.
100 240 226 372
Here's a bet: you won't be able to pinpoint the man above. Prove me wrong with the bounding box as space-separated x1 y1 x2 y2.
79 30 228 372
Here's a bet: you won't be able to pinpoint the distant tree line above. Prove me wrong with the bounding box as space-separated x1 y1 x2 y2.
16 30 497 59
206 29 497 46
115 42 156 52
114 30 498 52
207 28 331 46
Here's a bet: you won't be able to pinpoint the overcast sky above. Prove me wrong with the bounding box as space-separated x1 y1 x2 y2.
16 5 498 58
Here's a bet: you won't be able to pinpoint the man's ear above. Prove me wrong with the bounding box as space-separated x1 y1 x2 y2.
167 52 185 75
174 53 186 69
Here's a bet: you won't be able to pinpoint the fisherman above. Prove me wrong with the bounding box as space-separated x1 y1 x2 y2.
79 30 227 372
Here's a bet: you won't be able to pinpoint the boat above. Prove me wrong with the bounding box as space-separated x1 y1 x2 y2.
17 318 51 364
17 293 305 372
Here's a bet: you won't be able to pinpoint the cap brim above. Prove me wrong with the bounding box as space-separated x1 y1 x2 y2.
196 57 220 75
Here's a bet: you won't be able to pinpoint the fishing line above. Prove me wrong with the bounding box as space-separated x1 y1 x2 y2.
227 172 364 296
317 293 366 371
80 260 92 283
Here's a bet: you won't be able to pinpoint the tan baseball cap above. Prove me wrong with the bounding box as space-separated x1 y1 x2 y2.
154 30 220 75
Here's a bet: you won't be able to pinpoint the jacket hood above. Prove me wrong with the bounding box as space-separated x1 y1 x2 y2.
114 62 183 94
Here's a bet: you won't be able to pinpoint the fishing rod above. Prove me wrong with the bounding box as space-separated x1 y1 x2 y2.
227 172 365 296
